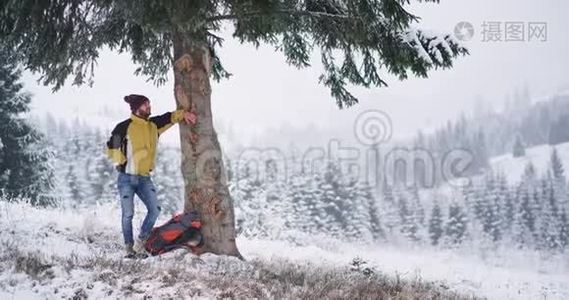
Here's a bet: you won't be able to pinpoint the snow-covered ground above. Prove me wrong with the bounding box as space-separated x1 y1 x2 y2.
0 200 567 299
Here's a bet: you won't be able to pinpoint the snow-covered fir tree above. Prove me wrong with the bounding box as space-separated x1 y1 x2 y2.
397 192 419 242
512 133 526 157
428 201 443 246
444 201 468 246
0 50 54 205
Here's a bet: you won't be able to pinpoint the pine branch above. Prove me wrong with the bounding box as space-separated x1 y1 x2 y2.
206 9 361 22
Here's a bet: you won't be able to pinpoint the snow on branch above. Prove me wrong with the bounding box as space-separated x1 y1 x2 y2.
401 27 466 67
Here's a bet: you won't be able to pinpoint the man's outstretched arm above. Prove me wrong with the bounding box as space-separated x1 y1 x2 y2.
150 109 197 136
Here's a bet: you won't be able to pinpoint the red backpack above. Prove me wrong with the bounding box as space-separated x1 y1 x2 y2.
144 211 204 256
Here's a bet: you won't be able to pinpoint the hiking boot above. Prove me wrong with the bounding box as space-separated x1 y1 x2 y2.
124 244 136 258
133 237 148 254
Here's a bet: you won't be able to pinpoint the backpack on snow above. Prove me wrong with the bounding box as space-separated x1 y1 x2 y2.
144 211 204 256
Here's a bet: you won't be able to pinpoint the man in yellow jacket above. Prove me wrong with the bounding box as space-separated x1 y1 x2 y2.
106 94 196 258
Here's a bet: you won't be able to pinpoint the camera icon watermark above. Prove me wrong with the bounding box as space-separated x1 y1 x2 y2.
453 20 547 43
454 21 475 42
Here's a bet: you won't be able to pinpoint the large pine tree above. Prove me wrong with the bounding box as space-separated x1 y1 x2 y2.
0 0 467 256
0 50 54 205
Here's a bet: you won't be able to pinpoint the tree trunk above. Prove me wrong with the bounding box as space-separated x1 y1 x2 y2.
172 32 242 258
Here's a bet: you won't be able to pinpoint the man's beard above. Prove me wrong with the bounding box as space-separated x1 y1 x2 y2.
136 109 151 119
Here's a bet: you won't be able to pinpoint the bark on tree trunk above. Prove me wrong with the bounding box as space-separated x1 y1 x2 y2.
172 32 242 258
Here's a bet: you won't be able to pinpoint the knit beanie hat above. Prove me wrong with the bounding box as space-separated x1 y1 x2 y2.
124 94 149 112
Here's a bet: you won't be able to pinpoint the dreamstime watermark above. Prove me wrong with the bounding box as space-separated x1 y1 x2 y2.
454 20 547 42
353 109 392 146
97 110 476 190
223 109 475 191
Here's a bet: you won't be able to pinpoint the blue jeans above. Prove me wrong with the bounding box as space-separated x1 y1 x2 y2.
117 172 161 245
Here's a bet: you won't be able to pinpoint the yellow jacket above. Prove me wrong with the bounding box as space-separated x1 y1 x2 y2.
106 110 185 176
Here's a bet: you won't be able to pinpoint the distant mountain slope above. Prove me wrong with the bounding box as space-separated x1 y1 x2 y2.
490 142 569 183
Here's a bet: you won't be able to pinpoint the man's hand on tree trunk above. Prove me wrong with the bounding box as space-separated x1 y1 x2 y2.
183 110 197 125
